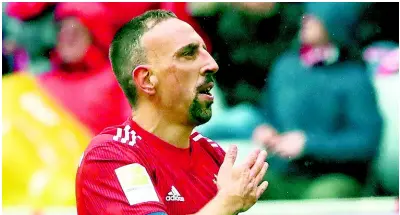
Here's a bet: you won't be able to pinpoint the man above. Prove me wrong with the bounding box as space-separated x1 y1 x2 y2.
253 3 382 199
76 10 269 215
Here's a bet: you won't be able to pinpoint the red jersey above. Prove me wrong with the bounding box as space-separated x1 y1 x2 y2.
76 118 225 215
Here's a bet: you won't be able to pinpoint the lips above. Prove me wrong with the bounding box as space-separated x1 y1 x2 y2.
197 82 214 95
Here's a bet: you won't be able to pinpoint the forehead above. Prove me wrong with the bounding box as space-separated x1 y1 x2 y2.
142 18 204 59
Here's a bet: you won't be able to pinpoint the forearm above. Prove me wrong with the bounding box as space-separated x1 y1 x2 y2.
304 130 381 162
190 192 238 215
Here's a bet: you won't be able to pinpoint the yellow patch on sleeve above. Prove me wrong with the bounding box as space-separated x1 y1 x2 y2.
115 163 160 205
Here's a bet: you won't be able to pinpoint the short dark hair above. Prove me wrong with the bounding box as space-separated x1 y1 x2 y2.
109 10 177 107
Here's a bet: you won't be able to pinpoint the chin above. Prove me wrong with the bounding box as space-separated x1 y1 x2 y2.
196 114 212 125
188 106 213 126
187 95 215 125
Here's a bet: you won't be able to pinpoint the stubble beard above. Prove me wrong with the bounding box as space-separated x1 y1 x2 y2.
187 93 213 126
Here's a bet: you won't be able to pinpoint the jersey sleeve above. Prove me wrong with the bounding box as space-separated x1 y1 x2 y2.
77 142 167 215
210 140 226 165
192 132 226 166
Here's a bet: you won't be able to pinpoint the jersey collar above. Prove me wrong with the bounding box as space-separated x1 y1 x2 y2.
127 117 200 170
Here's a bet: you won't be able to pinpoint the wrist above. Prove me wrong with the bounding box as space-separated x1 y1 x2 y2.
215 190 241 215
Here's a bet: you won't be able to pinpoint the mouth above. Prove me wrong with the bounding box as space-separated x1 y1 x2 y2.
197 82 214 96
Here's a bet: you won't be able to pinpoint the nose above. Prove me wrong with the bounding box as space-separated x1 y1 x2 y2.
200 52 219 76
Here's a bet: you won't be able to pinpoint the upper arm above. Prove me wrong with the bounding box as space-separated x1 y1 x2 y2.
343 68 383 131
77 144 167 215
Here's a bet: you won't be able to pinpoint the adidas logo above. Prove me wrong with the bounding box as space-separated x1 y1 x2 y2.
165 186 185 202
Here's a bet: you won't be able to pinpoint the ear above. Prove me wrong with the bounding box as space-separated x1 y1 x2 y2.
132 65 157 95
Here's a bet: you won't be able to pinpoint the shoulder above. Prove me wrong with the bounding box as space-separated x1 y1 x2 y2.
334 62 371 87
191 131 223 149
77 124 157 193
191 130 225 164
336 61 367 75
80 123 149 168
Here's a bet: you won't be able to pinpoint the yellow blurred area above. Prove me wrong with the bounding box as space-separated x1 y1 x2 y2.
2 73 92 208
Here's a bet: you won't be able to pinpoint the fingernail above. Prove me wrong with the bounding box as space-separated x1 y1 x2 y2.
261 150 267 157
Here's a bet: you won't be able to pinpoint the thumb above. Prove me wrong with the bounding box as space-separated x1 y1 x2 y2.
223 144 238 166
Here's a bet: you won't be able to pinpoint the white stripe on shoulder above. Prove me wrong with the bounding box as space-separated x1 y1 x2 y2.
192 133 204 141
211 143 219 148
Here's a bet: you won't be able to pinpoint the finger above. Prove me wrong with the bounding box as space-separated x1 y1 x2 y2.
256 181 269 199
246 173 257 195
223 144 238 166
241 167 252 191
250 150 268 178
247 163 266 193
254 162 268 186
244 148 261 169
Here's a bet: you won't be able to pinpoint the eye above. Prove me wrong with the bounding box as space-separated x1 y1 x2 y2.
182 49 197 57
175 43 201 60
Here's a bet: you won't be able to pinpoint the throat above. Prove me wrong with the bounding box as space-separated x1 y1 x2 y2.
132 108 194 149
155 125 193 149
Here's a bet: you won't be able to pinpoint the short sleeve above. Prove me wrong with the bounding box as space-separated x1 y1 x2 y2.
193 132 226 166
209 141 226 165
76 144 167 215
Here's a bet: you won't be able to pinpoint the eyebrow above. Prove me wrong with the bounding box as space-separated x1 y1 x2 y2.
174 42 207 57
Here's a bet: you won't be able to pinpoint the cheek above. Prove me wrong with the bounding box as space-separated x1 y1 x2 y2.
159 67 197 109
169 65 199 93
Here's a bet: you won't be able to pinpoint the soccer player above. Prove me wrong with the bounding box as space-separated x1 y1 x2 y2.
76 10 269 215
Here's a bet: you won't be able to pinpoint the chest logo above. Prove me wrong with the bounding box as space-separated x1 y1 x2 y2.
166 186 185 202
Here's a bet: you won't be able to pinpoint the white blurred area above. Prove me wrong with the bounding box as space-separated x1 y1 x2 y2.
3 197 398 215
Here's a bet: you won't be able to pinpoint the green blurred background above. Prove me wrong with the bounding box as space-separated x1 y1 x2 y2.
2 2 399 214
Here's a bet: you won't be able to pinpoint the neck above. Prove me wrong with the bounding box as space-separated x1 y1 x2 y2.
132 101 194 149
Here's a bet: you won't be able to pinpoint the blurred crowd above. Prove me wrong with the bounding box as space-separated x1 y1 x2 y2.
2 2 399 208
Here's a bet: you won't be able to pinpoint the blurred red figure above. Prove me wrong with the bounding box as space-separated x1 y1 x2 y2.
7 2 211 135
6 2 55 20
37 2 131 135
